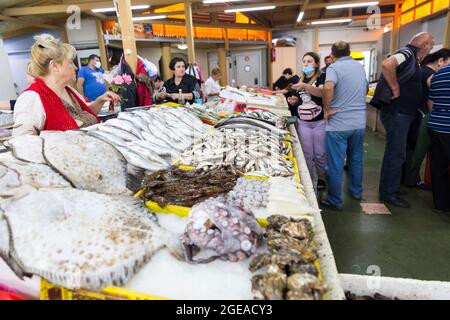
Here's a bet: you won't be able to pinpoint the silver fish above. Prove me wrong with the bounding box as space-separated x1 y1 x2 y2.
104 118 144 140
117 112 150 133
115 147 167 172
98 125 139 142
88 130 128 148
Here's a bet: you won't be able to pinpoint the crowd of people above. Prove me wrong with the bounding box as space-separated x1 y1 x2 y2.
5 31 450 214
275 32 450 214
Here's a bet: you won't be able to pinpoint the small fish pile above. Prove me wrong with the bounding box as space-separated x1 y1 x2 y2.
227 178 269 212
239 110 288 130
249 215 327 300
184 104 225 124
0 187 167 291
140 167 240 208
179 128 294 177
5 131 130 195
181 196 263 263
87 107 209 172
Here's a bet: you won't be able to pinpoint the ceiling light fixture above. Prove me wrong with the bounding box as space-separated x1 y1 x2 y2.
310 18 352 25
132 15 167 21
296 11 305 23
92 5 150 13
326 2 379 10
224 5 276 13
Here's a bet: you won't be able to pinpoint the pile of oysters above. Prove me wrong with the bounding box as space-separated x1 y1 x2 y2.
249 215 327 300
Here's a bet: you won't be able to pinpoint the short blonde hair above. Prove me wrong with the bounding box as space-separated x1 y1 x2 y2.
30 34 76 77
211 67 221 77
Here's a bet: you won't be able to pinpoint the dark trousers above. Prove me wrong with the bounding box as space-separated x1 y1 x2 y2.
379 110 415 198
402 112 423 186
429 130 450 211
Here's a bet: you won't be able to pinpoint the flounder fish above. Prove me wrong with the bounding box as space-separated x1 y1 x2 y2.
0 187 167 291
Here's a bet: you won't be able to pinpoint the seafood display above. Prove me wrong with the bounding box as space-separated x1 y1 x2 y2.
249 215 327 300
139 167 240 208
5 131 130 195
231 109 288 130
181 197 263 263
227 178 269 212
0 153 71 193
179 128 294 177
0 187 167 291
87 107 209 172
267 177 318 217
216 116 290 136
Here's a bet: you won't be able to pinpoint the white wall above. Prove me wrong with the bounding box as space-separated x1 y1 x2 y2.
67 18 99 48
0 37 22 100
274 27 385 78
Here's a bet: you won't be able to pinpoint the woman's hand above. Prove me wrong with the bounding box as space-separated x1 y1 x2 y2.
157 92 168 100
89 91 120 114
291 82 305 90
96 91 120 105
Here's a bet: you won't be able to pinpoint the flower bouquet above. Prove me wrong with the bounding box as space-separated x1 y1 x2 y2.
109 74 132 111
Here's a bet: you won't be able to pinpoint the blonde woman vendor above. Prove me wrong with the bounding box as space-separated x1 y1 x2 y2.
13 34 119 136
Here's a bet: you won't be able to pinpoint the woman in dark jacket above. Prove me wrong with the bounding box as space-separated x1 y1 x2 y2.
155 57 200 104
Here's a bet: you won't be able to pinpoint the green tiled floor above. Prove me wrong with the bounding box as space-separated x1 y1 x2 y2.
320 131 450 281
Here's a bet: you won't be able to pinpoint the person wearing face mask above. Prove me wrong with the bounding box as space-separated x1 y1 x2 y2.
373 32 435 208
76 54 107 102
12 34 119 136
155 57 200 104
291 52 327 190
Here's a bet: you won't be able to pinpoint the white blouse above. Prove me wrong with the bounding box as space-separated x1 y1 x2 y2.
204 77 221 102
12 87 86 136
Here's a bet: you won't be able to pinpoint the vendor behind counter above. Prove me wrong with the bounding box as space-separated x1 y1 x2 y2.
155 57 201 105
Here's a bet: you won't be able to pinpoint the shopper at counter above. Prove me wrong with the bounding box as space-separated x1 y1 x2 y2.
428 64 450 213
205 68 222 102
374 32 435 208
273 68 300 94
405 48 450 189
76 54 107 102
321 41 368 211
155 57 201 105
291 52 326 190
12 34 119 136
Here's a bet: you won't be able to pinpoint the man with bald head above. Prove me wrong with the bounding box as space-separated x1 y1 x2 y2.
372 32 435 208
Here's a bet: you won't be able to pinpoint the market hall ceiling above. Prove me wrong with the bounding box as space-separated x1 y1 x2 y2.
0 0 402 35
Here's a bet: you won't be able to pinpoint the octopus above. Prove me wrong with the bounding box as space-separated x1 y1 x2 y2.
181 196 263 263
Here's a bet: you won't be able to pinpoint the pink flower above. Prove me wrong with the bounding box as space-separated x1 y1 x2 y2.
122 74 132 85
112 75 124 85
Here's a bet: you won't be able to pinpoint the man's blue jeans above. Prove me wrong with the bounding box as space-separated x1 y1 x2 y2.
325 129 365 208
379 111 415 198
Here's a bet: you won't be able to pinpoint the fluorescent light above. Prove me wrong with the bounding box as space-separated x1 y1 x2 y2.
132 15 167 21
92 5 150 13
310 18 352 25
178 43 188 50
224 5 276 13
296 11 305 23
326 2 379 10
203 0 243 3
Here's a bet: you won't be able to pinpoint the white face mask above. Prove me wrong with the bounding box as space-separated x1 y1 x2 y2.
95 61 101 69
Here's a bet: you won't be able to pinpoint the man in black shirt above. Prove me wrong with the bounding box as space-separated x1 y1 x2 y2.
374 32 435 208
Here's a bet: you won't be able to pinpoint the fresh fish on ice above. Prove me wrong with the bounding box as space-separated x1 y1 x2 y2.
41 131 130 195
0 187 167 291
